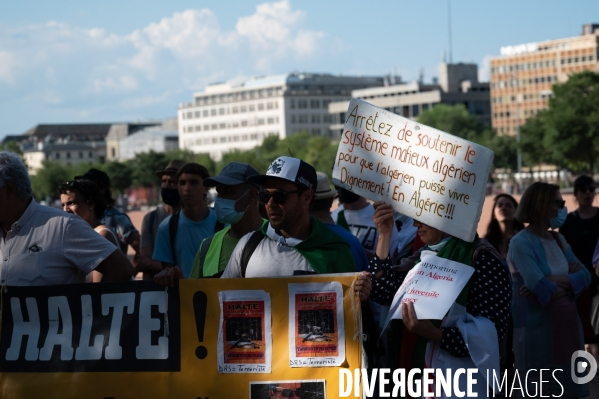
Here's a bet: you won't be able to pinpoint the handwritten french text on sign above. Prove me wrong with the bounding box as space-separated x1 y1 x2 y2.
332 99 494 242
383 253 475 331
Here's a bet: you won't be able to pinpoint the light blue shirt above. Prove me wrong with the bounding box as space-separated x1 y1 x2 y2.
152 209 217 278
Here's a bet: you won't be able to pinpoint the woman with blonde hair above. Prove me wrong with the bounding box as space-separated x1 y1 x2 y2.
508 182 591 397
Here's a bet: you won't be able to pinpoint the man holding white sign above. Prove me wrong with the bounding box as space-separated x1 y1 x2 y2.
332 99 511 396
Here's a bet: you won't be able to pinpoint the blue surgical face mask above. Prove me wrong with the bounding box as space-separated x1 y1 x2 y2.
214 190 250 225
550 206 568 229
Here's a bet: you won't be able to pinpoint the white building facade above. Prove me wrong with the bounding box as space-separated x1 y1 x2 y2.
178 73 384 160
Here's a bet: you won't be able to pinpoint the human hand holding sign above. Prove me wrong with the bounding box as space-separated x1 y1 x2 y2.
402 301 443 341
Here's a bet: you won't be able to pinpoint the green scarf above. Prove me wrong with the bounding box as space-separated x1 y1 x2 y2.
260 216 356 274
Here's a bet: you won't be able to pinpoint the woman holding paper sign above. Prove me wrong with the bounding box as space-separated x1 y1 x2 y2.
507 182 591 398
367 201 511 396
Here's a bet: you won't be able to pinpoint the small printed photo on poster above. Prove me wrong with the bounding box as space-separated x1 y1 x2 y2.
298 310 335 342
249 380 326 399
217 290 272 373
288 282 345 367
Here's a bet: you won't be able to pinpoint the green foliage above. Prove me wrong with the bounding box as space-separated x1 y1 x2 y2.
417 104 487 143
518 71 599 173
103 161 133 194
30 161 74 201
543 71 599 172
0 141 24 155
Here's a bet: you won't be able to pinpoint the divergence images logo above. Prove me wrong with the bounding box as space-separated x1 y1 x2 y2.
571 350 598 384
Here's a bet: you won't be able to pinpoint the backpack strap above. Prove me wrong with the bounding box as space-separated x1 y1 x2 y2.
148 209 157 240
197 236 214 278
240 231 264 278
336 209 350 231
215 221 225 233
169 210 181 266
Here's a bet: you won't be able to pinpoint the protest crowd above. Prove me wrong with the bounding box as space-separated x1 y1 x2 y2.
1 146 598 399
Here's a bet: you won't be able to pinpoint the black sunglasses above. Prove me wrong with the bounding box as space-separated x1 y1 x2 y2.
580 186 596 193
554 199 566 209
58 180 86 194
259 190 302 205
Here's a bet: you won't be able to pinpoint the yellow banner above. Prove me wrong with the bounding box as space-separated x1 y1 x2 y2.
0 274 363 398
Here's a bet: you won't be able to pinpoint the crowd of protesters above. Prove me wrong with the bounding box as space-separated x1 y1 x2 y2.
1 149 599 397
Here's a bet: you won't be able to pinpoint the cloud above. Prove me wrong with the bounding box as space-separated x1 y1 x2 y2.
479 55 492 82
0 1 338 131
0 50 17 84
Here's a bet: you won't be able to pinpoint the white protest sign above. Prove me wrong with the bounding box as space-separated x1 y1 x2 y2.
382 253 475 332
332 99 494 242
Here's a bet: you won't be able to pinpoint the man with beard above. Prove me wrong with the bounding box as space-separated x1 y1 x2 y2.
221 157 371 301
137 160 185 279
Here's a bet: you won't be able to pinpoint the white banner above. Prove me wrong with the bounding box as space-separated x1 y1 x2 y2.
332 99 494 242
382 252 475 331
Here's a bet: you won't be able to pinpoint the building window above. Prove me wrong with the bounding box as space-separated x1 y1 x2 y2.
412 105 419 118
267 102 274 110
186 112 192 119
299 115 308 123
249 104 255 111
220 123 226 129
232 107 238 114
219 108 225 115
258 103 264 111
290 100 296 109
267 118 274 124
195 111 201 118
220 137 227 143
195 126 201 131
203 110 209 117
89 152 93 158
204 124 210 131
212 138 218 144
311 115 320 123
241 121 248 127
258 119 265 125
240 105 247 112
210 109 216 116
291 115 296 124
212 124 218 130
79 152 83 159
310 100 320 108
298 100 307 109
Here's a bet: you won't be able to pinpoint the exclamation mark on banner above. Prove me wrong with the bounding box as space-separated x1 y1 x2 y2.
445 204 454 219
193 291 208 359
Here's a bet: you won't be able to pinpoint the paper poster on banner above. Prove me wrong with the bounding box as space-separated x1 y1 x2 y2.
249 380 326 399
382 252 475 332
332 98 494 242
217 290 272 373
288 282 345 367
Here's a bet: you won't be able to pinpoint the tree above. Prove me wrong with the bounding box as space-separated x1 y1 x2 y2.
130 151 168 188
417 104 487 143
542 71 599 172
30 161 71 201
103 161 133 195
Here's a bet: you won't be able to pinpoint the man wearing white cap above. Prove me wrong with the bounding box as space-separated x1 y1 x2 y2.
221 157 371 300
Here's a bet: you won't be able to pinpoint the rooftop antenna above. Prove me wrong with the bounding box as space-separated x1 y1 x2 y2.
448 0 453 64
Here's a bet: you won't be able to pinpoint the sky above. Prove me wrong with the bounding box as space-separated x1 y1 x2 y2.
1 0 598 139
